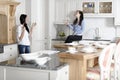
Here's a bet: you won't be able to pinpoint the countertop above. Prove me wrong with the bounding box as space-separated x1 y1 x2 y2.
52 38 111 41
0 62 67 71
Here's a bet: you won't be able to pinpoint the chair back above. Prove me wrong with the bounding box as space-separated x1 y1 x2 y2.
114 42 120 80
99 43 116 80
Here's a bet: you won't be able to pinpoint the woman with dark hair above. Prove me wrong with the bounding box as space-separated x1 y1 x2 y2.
65 10 85 43
17 14 36 54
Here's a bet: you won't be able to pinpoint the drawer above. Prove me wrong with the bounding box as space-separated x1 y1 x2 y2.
3 44 18 61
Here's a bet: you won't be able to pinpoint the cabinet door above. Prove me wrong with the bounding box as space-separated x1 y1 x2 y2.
50 65 69 80
82 0 114 17
55 0 66 23
0 67 4 80
6 67 49 80
31 40 46 52
67 0 78 23
3 44 18 61
115 0 120 25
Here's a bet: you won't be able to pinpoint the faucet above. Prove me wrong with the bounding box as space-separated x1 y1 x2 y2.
94 27 101 40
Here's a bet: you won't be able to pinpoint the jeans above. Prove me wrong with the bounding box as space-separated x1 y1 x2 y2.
18 45 30 54
65 35 82 43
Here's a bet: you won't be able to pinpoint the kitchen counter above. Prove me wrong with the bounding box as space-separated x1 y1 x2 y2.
52 38 111 41
0 62 67 70
52 38 66 41
0 63 69 80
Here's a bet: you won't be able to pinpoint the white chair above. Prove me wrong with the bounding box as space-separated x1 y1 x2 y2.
87 43 116 80
114 42 120 80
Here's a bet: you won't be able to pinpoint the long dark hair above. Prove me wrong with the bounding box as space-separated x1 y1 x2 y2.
20 14 29 33
73 10 84 26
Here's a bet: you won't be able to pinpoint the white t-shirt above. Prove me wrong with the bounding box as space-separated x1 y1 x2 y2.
17 25 30 46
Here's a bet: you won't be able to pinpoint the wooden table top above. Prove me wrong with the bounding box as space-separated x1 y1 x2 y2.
58 49 102 60
53 43 83 49
54 43 102 60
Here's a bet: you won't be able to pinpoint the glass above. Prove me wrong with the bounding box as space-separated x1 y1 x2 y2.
82 2 95 13
99 2 112 13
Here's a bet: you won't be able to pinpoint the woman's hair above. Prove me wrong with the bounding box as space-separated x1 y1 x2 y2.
20 14 29 33
73 10 84 26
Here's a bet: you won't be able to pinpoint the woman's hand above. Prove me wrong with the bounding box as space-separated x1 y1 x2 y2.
31 22 37 27
116 38 120 44
29 22 37 37
65 20 69 26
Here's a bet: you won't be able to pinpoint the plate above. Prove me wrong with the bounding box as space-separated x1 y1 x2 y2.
66 50 78 54
80 47 97 53
65 43 78 46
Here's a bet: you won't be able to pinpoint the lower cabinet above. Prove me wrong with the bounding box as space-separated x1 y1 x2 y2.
0 64 69 80
6 68 49 80
0 67 4 80
0 44 18 63
4 44 18 61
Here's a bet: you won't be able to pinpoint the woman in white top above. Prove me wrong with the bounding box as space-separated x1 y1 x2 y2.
17 14 36 54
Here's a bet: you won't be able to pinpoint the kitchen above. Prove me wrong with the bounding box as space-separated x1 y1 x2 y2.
0 0 120 80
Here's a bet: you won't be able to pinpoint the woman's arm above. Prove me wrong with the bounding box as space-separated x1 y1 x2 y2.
67 24 74 30
65 21 74 30
81 20 85 32
29 23 36 36
17 26 25 42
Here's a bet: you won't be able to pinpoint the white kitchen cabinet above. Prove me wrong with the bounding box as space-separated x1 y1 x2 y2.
6 67 49 80
31 0 49 51
50 64 69 80
3 44 18 61
55 0 114 23
114 0 120 25
0 67 4 80
0 64 69 80
55 0 80 24
31 40 46 52
82 0 114 17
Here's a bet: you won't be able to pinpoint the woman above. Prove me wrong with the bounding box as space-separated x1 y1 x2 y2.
65 10 85 43
17 14 36 54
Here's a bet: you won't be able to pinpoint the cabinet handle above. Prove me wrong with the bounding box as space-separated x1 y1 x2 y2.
65 71 67 74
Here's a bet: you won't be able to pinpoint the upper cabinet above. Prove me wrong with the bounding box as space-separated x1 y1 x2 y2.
55 0 114 24
114 0 120 25
55 0 81 24
82 0 114 17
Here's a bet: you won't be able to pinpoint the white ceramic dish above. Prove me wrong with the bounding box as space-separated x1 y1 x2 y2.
20 52 43 61
66 50 78 54
80 46 97 53
65 42 78 46
79 40 95 46
94 43 108 49
96 41 110 45
35 57 51 66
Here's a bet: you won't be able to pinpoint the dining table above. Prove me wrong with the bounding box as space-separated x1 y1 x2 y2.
53 43 102 80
